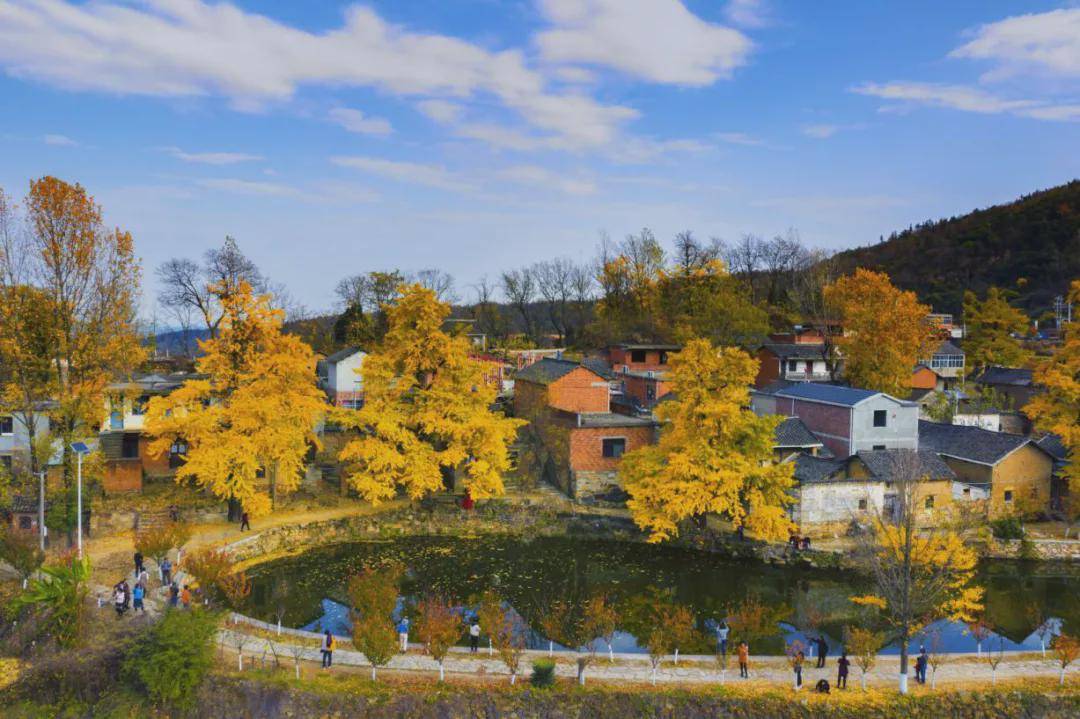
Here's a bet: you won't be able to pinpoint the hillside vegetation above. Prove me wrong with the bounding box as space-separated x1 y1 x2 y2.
835 180 1080 316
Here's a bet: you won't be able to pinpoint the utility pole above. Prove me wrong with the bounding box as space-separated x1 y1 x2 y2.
38 470 46 551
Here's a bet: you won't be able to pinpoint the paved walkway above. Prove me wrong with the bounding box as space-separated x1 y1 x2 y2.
216 618 1075 689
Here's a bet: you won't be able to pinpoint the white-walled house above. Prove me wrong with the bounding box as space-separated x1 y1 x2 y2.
0 410 51 476
318 346 366 408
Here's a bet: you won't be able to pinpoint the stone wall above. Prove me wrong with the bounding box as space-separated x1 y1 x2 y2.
986 538 1080 561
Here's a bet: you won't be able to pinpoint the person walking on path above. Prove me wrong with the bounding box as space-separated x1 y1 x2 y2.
397 616 410 653
114 583 126 617
793 651 805 690
168 582 179 608
239 511 251 531
121 580 131 613
837 653 850 689
180 585 191 609
816 636 828 668
716 621 730 657
137 566 150 590
321 630 335 668
469 618 480 653
737 641 749 678
132 583 145 613
134 551 144 577
160 557 172 586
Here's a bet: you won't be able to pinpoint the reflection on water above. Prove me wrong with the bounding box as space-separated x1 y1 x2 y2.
244 536 1080 654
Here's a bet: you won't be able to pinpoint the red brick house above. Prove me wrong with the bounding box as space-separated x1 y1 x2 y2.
604 344 679 374
514 358 656 502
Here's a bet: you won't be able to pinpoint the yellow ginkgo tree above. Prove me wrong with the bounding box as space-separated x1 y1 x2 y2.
145 281 326 517
618 338 794 542
336 284 524 503
850 450 982 694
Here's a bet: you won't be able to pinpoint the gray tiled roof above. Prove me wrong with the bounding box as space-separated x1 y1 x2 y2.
934 340 964 355
856 449 956 482
774 417 822 448
973 366 1033 387
792 454 847 484
515 358 604 386
775 383 881 407
918 420 1036 465
325 345 364 363
760 343 828 360
1035 433 1068 461
581 357 616 381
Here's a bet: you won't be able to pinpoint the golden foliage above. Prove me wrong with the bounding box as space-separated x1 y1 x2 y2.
825 269 934 396
134 522 191 565
336 284 524 503
145 281 325 517
415 595 461 668
1027 280 1080 497
619 338 794 542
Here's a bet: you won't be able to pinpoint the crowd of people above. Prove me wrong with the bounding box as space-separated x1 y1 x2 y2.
111 550 192 617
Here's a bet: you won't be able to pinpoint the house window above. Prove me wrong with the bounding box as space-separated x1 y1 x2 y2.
630 350 646 364
924 496 935 509
18 515 32 530
121 433 139 459
930 354 965 369
858 499 867 510
110 410 123 430
131 395 149 415
873 445 886 451
646 385 656 401
787 360 798 372
1003 490 1014 503
602 437 627 458
873 410 887 428
659 351 669 365
169 441 188 468
0 416 12 435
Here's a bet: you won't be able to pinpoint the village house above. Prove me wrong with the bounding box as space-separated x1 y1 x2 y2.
754 383 919 459
0 410 51 478
918 420 1055 517
513 358 656 503
772 417 826 462
910 364 943 393
603 343 679 373
787 448 979 535
754 342 831 388
317 346 366 409
971 366 1038 410
919 340 965 389
100 373 194 493
1033 433 1070 513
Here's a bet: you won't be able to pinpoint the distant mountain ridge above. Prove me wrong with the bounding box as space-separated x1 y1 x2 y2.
834 180 1080 316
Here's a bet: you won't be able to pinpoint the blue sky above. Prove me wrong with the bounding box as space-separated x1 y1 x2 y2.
0 0 1077 315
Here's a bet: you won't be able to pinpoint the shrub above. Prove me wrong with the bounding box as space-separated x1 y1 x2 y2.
12 551 89 648
531 658 556 687
990 516 1024 540
124 608 220 707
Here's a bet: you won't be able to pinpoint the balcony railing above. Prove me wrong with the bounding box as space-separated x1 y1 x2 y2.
784 371 831 381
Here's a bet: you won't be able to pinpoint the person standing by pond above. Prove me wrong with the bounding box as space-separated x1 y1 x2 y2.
915 646 928 685
737 641 749 678
469 617 480 653
793 650 804 690
397 616 410 653
816 636 828 668
321 630 334 668
132 582 145 614
837 653 850 689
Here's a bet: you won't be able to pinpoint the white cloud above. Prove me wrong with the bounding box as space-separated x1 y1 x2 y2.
715 131 766 146
328 107 393 136
950 8 1080 81
724 0 770 29
801 124 840 139
163 146 262 165
331 155 472 191
43 133 77 146
415 99 464 123
553 66 596 84
0 0 633 149
852 81 1078 121
198 178 298 196
536 0 752 85
497 165 595 196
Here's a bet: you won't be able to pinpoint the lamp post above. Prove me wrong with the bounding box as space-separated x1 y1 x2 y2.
38 470 46 551
70 442 91 559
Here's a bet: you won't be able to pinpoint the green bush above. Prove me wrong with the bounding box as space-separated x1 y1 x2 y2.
990 516 1024 540
123 608 220 707
530 658 556 687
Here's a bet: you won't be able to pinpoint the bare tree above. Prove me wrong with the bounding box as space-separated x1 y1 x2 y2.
724 233 765 302
156 236 266 341
501 268 538 342
472 276 507 341
413 269 457 303
673 231 723 273
791 248 843 379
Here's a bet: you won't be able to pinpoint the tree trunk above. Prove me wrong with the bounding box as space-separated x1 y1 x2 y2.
608 644 614 663
577 658 585 685
238 653 243 671
295 659 300 680
510 672 516 685
899 630 910 694
674 648 679 665
439 662 444 682
548 640 553 657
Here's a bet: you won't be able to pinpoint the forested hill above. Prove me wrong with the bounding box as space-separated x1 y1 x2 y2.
834 180 1080 316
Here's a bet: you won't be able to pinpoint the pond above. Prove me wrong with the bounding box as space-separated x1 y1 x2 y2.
242 536 1080 655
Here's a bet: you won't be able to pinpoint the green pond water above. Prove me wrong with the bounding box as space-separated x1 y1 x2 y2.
243 535 1080 655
